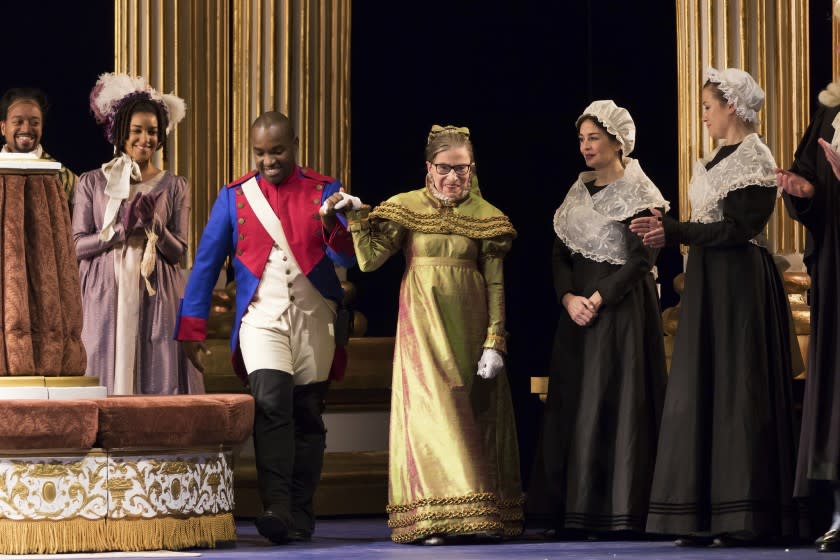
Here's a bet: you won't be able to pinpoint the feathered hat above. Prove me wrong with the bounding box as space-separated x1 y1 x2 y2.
89 72 186 144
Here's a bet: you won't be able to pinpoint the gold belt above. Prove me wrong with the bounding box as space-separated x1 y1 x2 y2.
408 256 477 268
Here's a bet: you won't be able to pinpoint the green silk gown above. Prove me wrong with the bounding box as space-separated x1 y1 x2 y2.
347 187 523 543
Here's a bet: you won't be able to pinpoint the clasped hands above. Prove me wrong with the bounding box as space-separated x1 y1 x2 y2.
562 290 603 327
319 188 365 230
122 191 164 233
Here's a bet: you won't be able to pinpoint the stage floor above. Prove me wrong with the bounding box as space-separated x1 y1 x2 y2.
166 517 827 559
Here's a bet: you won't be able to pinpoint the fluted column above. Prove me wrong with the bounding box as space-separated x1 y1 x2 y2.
232 0 351 184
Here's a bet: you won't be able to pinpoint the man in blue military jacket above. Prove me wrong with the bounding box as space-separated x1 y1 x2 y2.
176 112 355 544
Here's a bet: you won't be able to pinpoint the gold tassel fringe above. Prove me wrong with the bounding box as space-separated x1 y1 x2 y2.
0 518 108 555
0 513 235 554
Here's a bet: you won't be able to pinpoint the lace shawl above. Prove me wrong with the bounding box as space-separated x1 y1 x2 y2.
688 133 778 225
553 158 669 265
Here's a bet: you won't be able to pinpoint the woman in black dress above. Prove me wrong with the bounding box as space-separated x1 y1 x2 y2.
544 100 668 537
630 67 800 547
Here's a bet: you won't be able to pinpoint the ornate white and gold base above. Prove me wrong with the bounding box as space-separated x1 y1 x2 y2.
0 447 235 554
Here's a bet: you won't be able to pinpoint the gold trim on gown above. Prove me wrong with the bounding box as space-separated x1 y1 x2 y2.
347 188 523 543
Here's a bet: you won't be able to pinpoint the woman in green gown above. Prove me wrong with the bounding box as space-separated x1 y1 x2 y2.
343 125 523 544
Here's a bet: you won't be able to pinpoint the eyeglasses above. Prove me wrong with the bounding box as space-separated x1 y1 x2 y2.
432 163 472 177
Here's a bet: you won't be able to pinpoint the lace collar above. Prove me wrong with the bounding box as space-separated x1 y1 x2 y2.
553 158 669 265
423 184 470 208
688 133 777 225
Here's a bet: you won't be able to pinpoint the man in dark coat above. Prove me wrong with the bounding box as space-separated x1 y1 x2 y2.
777 82 840 553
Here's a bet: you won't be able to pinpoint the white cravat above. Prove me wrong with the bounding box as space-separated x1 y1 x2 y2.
99 153 141 241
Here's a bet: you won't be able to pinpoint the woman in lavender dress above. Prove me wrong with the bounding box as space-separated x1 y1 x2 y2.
73 73 202 395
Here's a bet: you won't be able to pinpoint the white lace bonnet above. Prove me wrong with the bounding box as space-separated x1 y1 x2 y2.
576 100 636 156
704 67 764 124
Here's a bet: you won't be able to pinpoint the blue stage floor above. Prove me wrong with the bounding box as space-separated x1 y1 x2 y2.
168 517 828 559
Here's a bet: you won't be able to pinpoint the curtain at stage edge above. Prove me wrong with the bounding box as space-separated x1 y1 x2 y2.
0 173 86 376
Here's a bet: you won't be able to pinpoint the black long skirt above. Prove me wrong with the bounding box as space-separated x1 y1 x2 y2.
544 270 666 532
646 243 801 538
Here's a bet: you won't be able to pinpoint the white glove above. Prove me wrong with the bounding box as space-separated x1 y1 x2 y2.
476 348 504 380
321 191 363 215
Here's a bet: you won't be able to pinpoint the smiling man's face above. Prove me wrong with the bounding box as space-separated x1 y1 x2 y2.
1 100 43 153
251 122 298 185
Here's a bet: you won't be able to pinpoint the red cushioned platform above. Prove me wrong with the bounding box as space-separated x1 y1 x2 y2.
95 394 254 449
0 399 98 449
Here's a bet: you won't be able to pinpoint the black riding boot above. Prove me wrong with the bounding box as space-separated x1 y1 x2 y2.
249 369 296 544
290 380 330 539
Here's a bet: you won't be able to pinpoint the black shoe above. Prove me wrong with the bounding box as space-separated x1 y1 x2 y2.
818 529 840 552
709 533 763 548
587 531 642 542
419 534 446 545
709 536 740 548
473 531 503 544
544 527 588 541
255 509 293 544
817 529 839 545
288 529 312 542
674 535 712 547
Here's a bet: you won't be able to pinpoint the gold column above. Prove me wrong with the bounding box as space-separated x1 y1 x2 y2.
835 8 840 80
115 0 352 260
677 0 808 253
231 0 352 187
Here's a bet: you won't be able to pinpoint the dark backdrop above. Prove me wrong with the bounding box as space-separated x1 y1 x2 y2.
812 3 834 107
